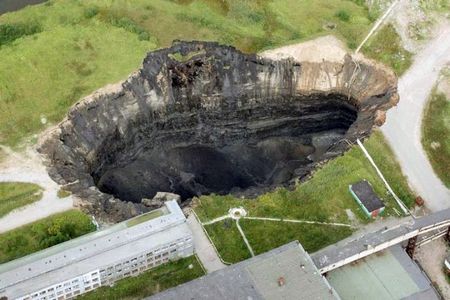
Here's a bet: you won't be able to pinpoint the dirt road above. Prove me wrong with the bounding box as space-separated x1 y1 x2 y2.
381 21 450 212
0 146 73 233
415 238 450 299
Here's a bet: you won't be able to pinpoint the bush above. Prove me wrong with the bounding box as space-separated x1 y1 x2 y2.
106 14 151 41
0 22 42 46
84 6 100 19
0 210 95 263
335 10 351 22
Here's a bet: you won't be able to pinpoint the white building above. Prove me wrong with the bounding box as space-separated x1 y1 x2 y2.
0 200 193 300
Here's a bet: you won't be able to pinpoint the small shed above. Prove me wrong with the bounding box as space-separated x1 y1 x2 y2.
349 180 385 218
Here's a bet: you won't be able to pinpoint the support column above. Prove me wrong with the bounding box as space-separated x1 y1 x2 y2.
445 226 450 243
406 236 417 258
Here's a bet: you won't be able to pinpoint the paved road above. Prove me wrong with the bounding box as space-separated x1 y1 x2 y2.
381 22 450 212
186 213 226 273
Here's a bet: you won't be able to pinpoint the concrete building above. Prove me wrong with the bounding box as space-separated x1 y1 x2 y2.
0 200 193 300
149 241 339 300
326 245 440 300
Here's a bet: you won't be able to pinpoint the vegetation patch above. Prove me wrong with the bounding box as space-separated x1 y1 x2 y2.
78 256 205 300
0 182 42 217
168 49 206 62
195 131 415 261
204 219 252 263
422 88 450 187
362 24 413 76
0 21 41 46
0 209 95 263
240 220 353 255
101 12 153 41
57 188 71 199
126 209 164 227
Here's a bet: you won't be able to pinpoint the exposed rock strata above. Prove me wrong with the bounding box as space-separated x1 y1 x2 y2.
39 41 398 223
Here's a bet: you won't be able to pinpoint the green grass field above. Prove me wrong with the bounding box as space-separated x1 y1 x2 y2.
196 131 415 262
422 87 450 188
362 24 413 76
240 220 352 255
0 182 42 217
0 0 409 147
78 256 205 300
0 209 95 263
204 219 252 263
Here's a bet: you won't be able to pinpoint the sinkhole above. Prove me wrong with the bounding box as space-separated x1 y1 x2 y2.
39 41 398 221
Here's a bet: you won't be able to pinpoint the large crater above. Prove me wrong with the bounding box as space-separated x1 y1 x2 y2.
39 41 398 222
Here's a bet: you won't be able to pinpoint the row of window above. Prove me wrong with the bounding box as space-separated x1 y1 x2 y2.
19 270 101 300
17 236 193 300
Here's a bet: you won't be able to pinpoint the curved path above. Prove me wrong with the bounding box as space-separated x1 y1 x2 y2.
0 146 73 233
381 22 450 212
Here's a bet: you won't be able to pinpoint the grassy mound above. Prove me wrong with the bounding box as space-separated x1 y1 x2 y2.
0 182 42 217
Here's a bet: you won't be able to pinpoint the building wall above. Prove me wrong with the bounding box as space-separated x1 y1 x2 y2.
16 235 193 300
5 201 194 300
17 270 101 300
100 235 194 286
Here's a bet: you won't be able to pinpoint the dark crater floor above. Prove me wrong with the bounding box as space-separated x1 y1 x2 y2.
93 96 357 202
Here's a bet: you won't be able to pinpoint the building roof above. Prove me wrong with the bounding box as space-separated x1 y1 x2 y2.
0 201 190 299
350 180 384 212
149 241 339 300
312 207 450 273
326 245 439 300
